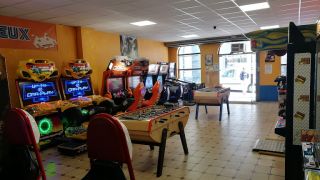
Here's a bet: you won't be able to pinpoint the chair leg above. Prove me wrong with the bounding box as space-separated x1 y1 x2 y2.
195 104 199 120
178 121 188 155
226 98 230 115
150 145 154 150
157 128 168 177
219 103 223 121
127 161 135 180
205 105 208 114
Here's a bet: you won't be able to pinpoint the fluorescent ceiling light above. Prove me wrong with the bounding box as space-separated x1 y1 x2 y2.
239 2 270 12
181 34 199 38
260 25 280 30
130 20 156 26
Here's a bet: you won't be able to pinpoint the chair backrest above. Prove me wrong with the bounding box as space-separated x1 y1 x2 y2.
4 108 35 145
3 108 46 180
142 81 160 107
127 82 144 112
87 113 132 162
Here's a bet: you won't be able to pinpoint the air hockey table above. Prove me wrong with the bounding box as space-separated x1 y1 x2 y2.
193 87 230 121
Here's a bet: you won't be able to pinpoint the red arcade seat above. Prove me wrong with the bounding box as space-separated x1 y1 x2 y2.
142 81 160 107
126 82 144 112
3 108 46 180
87 113 134 180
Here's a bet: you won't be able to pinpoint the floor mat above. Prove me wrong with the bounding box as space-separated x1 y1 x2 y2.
252 139 285 156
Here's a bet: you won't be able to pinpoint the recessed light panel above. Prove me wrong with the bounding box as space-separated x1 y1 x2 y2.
260 25 280 30
239 2 270 12
130 20 156 26
181 34 199 38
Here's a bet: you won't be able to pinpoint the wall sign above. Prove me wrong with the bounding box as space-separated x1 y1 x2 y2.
0 15 57 50
120 35 138 58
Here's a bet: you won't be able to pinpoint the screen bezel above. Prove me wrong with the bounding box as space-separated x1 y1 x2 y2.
107 77 125 93
16 80 62 108
128 76 141 89
60 77 94 100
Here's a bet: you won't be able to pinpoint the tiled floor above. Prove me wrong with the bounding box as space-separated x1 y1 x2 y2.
42 102 285 180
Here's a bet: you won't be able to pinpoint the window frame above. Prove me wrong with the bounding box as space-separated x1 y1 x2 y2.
178 46 201 83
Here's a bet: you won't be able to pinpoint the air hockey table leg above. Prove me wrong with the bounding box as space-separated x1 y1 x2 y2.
157 128 168 177
219 103 223 121
226 99 230 115
195 104 199 120
205 105 208 114
178 121 189 155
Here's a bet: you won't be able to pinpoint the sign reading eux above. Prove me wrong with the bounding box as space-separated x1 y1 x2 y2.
0 15 57 50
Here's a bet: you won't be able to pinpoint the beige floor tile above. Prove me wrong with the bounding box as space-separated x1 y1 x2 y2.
42 103 286 180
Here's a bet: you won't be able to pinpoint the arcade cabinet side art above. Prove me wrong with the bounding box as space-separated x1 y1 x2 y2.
0 55 11 173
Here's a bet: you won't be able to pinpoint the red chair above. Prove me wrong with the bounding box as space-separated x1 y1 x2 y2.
142 81 160 107
3 108 46 180
87 113 135 180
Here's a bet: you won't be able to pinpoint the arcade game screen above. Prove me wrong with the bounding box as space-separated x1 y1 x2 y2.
157 75 163 91
18 81 60 107
148 64 159 75
61 77 93 99
128 76 140 89
145 76 153 89
108 78 124 92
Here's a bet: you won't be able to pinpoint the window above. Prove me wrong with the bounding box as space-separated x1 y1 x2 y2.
281 54 287 76
178 45 201 83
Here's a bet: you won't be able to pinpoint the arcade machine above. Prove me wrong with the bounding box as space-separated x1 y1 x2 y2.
101 57 145 113
60 59 113 113
15 59 77 148
144 64 160 100
126 58 149 91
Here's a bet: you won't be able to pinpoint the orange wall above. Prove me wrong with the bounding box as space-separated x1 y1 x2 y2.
200 44 220 86
259 51 281 85
0 25 77 107
78 27 168 95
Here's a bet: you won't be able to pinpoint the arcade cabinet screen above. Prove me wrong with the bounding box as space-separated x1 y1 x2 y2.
159 65 169 74
62 77 93 99
145 76 153 89
157 76 163 91
108 78 124 92
18 81 60 107
128 76 140 89
169 63 176 78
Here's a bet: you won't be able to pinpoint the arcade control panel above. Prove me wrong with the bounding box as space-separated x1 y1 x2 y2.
24 100 77 117
67 95 110 107
116 105 190 143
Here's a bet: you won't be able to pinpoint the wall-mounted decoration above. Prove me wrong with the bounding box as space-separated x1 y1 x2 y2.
120 35 138 59
265 64 273 74
265 51 275 62
205 54 213 66
246 24 316 51
0 15 57 50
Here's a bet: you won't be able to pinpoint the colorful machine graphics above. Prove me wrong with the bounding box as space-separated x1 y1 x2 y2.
63 59 92 79
246 24 317 51
17 59 58 82
62 77 93 99
18 81 60 107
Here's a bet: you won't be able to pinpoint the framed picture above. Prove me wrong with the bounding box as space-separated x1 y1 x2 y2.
120 35 138 58
205 54 213 66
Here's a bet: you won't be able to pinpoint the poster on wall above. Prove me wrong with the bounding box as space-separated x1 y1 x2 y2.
120 35 138 59
0 15 57 50
0 55 11 133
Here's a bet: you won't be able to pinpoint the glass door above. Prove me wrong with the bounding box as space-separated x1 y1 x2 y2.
219 53 256 103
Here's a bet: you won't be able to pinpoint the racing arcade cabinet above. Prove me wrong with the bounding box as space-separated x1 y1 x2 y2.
144 64 160 100
101 57 134 114
15 59 77 148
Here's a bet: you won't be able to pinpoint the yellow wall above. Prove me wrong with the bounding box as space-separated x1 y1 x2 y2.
1 20 168 108
199 44 220 87
259 51 281 85
78 27 168 95
0 25 77 107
